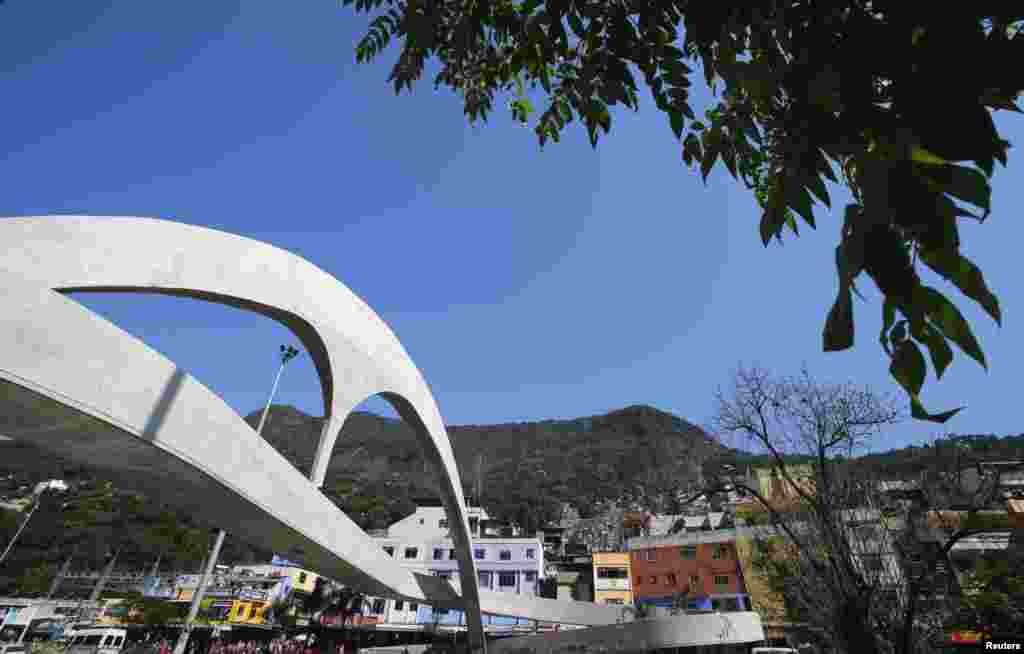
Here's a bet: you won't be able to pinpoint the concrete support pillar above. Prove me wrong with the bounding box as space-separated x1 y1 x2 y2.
89 549 120 601
47 553 75 599
310 416 341 487
174 529 227 654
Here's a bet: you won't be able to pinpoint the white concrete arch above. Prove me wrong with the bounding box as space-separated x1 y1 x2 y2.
0 216 636 642
0 215 487 651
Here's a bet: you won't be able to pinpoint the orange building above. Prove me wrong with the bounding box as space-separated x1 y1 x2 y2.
629 530 750 611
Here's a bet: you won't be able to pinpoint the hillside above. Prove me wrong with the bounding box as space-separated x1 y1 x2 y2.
2 403 1021 592
250 404 729 530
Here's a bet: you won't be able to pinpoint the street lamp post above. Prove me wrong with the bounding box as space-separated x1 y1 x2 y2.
0 482 62 566
0 496 42 565
172 345 301 654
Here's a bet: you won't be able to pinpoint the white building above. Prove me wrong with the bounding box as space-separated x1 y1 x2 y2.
351 504 544 630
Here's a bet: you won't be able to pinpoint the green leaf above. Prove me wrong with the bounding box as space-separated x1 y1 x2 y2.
915 285 988 369
785 182 816 228
669 110 684 140
759 204 787 246
918 247 1001 326
891 320 908 344
823 287 854 351
682 133 702 165
918 164 992 212
909 394 963 423
910 146 948 166
786 212 799 236
700 129 722 182
890 339 926 396
804 174 831 208
720 143 738 179
880 298 896 355
910 319 954 379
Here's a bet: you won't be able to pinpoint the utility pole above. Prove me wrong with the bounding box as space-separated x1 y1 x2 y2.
172 344 300 654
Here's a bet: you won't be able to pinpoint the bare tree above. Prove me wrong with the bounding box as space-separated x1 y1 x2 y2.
706 365 903 654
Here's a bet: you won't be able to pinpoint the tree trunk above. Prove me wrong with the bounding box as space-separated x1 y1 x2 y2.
901 579 920 654
836 596 883 654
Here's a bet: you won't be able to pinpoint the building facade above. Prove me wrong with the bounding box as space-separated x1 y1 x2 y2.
369 534 544 630
386 504 493 541
591 552 632 606
628 530 751 612
748 464 815 502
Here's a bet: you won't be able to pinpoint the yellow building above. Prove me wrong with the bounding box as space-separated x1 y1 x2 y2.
750 464 815 501
592 552 633 606
228 599 273 626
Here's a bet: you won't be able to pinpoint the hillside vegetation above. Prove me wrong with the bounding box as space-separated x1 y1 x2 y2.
2 403 1021 595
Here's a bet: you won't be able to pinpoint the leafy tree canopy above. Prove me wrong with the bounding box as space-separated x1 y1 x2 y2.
345 0 1023 421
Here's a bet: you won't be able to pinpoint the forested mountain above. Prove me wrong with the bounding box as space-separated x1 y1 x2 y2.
2 403 1021 596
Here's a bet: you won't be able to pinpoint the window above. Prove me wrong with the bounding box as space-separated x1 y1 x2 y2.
679 546 696 559
689 575 700 588
714 575 729 587
724 598 739 611
637 576 643 586
500 550 512 561
525 571 537 582
711 599 721 610
712 544 728 560
395 601 404 611
644 550 656 561
383 546 395 557
298 572 308 584
404 547 419 559
478 571 492 587
437 571 452 580
103 636 114 646
526 548 536 559
433 548 445 560
419 518 424 524
84 636 102 646
649 576 657 584
597 568 628 579
667 573 677 586
606 599 624 605
433 608 448 616
498 572 516 587
449 549 457 560
409 603 418 612
372 599 385 614
474 548 486 560
439 519 449 528
114 638 124 647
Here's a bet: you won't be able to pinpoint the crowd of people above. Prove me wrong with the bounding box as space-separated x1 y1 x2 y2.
142 637 349 654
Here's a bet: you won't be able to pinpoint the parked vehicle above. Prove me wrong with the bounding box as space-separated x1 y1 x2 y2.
0 643 28 654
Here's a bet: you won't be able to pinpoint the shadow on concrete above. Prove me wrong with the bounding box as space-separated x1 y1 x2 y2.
139 366 187 443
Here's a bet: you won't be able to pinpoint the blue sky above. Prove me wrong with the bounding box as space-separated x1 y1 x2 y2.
1 2 1019 453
